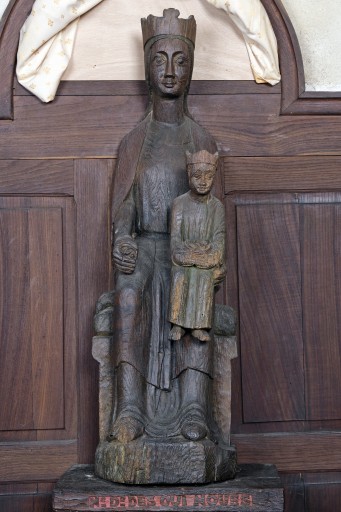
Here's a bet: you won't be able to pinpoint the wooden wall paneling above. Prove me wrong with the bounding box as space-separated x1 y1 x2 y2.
303 473 341 512
0 493 52 512
0 160 74 195
232 431 341 472
29 208 64 429
0 207 35 431
224 196 242 433
3 95 341 159
0 196 77 438
0 439 77 481
33 494 52 512
37 483 54 493
4 95 149 159
0 483 37 495
280 473 305 512
224 156 341 194
74 159 113 463
0 194 78 485
14 79 281 97
236 201 304 422
302 203 341 420
0 495 34 511
37 196 77 442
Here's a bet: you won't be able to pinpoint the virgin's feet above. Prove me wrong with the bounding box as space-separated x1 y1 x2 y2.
108 416 144 443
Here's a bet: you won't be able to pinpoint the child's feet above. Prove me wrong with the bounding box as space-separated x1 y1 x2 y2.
169 325 185 341
191 329 210 341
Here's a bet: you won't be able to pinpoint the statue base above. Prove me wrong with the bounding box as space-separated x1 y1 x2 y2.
95 438 237 485
52 464 284 512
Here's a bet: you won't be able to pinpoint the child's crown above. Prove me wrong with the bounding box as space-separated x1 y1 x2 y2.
186 150 219 166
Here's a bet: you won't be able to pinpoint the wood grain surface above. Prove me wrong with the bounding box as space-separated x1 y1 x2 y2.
74 159 113 463
237 201 304 423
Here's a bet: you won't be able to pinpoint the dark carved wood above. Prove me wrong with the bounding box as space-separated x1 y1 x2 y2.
94 9 237 485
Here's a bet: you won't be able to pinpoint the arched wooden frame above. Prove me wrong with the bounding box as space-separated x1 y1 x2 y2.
0 0 34 119
261 0 341 115
1 0 341 120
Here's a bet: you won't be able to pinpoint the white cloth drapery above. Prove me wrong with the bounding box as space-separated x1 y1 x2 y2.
16 0 281 103
206 0 280 85
16 0 103 102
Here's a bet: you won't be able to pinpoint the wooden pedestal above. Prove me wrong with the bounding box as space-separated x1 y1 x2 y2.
52 464 284 512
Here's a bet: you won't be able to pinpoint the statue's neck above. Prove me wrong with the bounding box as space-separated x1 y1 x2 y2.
152 95 185 124
189 190 211 203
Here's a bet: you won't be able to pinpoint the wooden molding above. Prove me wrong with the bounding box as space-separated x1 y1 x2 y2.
261 0 341 115
13 78 281 97
0 0 34 119
0 440 77 482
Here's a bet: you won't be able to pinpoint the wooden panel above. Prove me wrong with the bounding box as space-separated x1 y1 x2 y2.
280 474 305 512
233 431 341 471
0 440 77 481
38 483 54 493
0 208 34 430
14 79 281 97
237 202 304 422
0 195 77 445
224 156 341 194
0 159 74 195
33 494 52 512
74 159 113 463
0 495 34 512
0 483 37 495
303 204 341 420
29 208 64 429
304 473 341 512
0 493 52 512
2 95 341 159
0 206 64 431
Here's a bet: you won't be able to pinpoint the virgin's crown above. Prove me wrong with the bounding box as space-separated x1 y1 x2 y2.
141 8 196 47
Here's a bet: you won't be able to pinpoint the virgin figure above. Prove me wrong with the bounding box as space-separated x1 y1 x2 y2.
107 8 218 446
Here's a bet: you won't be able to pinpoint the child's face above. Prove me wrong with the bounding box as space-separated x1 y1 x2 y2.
188 164 215 195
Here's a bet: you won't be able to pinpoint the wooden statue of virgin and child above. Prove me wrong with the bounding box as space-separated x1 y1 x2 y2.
92 8 238 485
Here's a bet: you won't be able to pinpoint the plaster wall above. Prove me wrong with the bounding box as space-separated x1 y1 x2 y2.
0 0 8 19
281 0 341 91
62 0 252 81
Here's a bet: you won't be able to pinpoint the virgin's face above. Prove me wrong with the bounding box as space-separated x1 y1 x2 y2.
149 38 192 98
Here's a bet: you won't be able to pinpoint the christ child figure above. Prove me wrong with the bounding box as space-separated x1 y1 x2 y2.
168 150 226 342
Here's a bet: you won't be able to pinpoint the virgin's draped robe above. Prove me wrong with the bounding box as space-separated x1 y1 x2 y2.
169 192 225 329
112 113 217 395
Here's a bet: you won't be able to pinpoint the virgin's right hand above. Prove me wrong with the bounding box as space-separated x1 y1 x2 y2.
112 237 138 274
